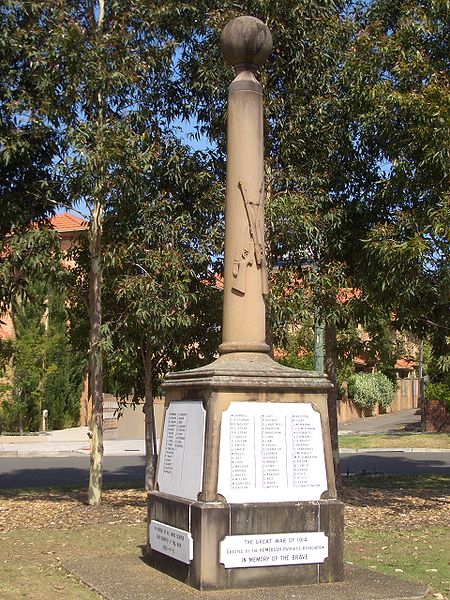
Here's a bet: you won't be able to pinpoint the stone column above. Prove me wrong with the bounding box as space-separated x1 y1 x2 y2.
218 16 272 355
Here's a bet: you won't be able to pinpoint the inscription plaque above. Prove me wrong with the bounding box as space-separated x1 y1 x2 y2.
157 400 206 500
218 402 327 502
149 520 193 564
220 531 328 568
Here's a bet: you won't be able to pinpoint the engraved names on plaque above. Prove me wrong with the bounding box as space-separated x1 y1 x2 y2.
157 400 206 500
218 402 327 503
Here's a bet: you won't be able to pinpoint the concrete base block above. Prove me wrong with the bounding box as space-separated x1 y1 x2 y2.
147 491 344 591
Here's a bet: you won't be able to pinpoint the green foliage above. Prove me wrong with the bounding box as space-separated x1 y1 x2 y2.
425 382 450 413
373 371 396 409
98 145 223 401
336 360 355 400
41 288 83 429
183 0 447 388
0 269 83 432
425 335 450 390
0 227 63 316
344 0 450 336
2 1 447 442
347 371 395 410
278 351 314 371
6 278 47 432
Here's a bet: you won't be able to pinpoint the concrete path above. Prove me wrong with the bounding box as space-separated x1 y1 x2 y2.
64 555 428 600
0 426 145 457
1 409 448 457
339 408 421 434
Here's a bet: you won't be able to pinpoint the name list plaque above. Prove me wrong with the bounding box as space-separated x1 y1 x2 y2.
217 402 327 503
157 400 206 500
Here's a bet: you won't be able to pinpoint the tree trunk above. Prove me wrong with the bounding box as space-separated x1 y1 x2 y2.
87 0 105 506
324 322 342 494
79 367 91 426
88 197 104 505
142 344 157 491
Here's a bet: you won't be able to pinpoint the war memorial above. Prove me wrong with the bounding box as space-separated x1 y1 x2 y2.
146 15 344 591
9 14 428 600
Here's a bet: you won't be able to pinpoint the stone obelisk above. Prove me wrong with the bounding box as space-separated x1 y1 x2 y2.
219 16 271 356
147 16 344 591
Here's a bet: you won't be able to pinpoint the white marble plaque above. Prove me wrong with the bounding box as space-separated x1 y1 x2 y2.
220 531 328 568
218 402 327 503
149 520 193 564
157 400 206 500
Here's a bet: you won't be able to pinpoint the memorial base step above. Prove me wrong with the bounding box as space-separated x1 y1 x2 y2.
146 492 344 591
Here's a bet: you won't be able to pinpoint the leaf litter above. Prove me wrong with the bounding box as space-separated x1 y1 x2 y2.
0 486 448 533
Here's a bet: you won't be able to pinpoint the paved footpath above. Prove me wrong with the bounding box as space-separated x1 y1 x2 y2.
0 427 145 457
339 407 422 434
1 409 448 457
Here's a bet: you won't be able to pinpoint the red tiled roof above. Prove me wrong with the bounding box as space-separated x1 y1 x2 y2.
353 355 366 365
214 273 224 290
336 288 362 304
49 212 87 232
395 358 416 370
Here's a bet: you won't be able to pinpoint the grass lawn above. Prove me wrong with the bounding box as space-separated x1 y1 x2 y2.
346 527 449 598
0 479 448 599
0 523 144 600
339 432 450 449
342 475 450 599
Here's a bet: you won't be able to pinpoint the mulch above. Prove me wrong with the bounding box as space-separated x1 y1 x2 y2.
342 487 449 528
0 487 448 533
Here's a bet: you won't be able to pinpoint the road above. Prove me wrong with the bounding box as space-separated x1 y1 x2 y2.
340 450 450 477
0 451 449 489
0 456 145 489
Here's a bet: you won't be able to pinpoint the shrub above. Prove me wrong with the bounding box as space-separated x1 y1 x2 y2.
425 383 450 413
347 372 395 410
348 373 379 409
373 372 396 409
278 351 314 371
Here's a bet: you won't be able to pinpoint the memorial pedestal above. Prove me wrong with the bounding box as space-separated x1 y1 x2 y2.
146 354 344 591
146 17 344 591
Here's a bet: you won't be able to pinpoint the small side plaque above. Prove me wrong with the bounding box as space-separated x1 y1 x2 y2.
220 531 328 569
157 400 206 500
149 520 193 564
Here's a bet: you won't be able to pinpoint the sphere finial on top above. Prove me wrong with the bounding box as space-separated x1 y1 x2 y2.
220 16 272 70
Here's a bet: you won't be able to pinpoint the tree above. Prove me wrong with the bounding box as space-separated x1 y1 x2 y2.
41 287 83 430
1 0 223 502
181 0 448 486
5 278 46 434
0 5 60 237
0 227 82 433
342 0 449 338
99 141 222 490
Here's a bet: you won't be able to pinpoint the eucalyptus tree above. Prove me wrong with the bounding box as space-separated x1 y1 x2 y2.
100 140 222 490
0 0 218 503
342 0 449 345
0 6 59 237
